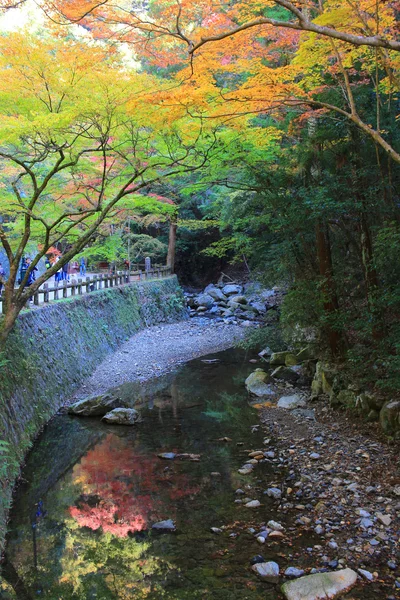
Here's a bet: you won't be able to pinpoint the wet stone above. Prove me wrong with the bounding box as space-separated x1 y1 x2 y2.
252 561 280 583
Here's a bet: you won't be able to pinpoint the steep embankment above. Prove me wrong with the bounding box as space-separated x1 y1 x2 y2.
0 276 186 552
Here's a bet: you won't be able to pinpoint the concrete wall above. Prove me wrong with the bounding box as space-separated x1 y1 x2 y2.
0 276 186 552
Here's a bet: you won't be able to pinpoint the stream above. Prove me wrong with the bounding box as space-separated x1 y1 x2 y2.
0 348 387 599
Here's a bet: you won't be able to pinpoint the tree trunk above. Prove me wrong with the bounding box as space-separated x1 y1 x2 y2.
166 218 177 274
359 212 385 340
315 220 343 357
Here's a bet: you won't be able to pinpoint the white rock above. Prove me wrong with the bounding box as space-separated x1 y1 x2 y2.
358 568 374 581
281 568 358 600
376 512 392 526
252 561 280 583
267 520 284 531
245 500 261 508
277 395 306 410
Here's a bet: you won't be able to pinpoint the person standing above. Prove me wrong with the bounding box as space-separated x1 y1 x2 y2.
79 257 86 276
25 257 38 303
0 262 5 296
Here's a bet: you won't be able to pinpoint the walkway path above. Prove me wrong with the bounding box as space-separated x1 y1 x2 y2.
72 318 247 400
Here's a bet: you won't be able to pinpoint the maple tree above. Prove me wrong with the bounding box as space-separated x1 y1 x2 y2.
0 30 221 344
37 0 399 165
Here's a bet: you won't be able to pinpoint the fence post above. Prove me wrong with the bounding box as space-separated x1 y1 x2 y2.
34 290 39 306
78 278 83 295
71 280 76 296
105 275 109 289
138 270 142 281
85 277 90 294
99 275 103 290
63 280 68 298
54 281 59 300
43 283 49 303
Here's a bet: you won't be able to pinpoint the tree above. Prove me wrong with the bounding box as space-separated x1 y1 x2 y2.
41 0 400 164
0 31 221 344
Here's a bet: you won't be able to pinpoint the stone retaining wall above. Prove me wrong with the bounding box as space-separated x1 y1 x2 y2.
0 276 186 552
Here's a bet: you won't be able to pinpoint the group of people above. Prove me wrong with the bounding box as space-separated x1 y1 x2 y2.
0 255 87 301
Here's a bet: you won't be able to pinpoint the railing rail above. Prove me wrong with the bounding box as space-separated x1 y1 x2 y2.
0 266 172 313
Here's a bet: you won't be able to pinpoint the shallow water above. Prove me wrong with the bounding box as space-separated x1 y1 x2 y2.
2 349 281 599
1 349 385 599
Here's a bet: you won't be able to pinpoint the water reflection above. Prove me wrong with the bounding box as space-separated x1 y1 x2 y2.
2 349 275 600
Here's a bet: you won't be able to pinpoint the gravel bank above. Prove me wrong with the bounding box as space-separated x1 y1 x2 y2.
72 318 246 400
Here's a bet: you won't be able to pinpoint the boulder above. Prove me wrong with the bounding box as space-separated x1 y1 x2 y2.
250 301 267 314
228 300 245 311
258 347 273 359
152 519 176 532
102 408 139 425
281 568 358 600
230 295 247 305
331 389 357 409
252 561 280 583
296 346 316 362
270 351 291 366
357 392 385 413
194 293 215 309
245 369 274 397
277 395 306 410
271 366 300 383
379 400 400 436
311 362 337 399
285 353 299 367
205 286 227 302
222 284 242 296
68 393 125 417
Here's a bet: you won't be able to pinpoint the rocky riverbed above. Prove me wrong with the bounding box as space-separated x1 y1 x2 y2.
71 317 247 400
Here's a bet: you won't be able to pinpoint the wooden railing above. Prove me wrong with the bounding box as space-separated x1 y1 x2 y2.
0 266 172 312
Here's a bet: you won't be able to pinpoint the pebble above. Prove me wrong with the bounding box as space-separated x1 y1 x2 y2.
376 512 392 526
250 555 265 565
358 568 374 581
268 520 284 531
211 527 222 534
265 487 282 500
157 452 176 460
284 567 305 578
309 453 320 460
152 519 176 532
245 500 261 508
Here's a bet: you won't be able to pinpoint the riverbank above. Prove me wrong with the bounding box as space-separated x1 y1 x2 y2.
71 317 246 400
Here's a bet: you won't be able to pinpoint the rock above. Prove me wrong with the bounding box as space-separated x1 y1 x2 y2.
157 452 176 460
271 366 300 383
358 569 374 581
379 400 400 436
238 464 254 475
68 393 125 416
311 362 337 399
230 295 247 305
331 389 357 409
310 452 320 460
259 347 273 359
285 567 305 578
152 519 176 531
251 301 267 314
281 568 358 600
194 293 215 309
265 487 282 500
245 369 274 397
102 408 139 425
245 500 261 508
296 346 316 362
257 535 266 543
211 527 222 534
250 555 265 565
285 353 299 367
376 512 392 526
222 284 242 296
270 351 291 366
277 395 306 410
252 561 280 583
267 520 284 531
205 286 227 302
